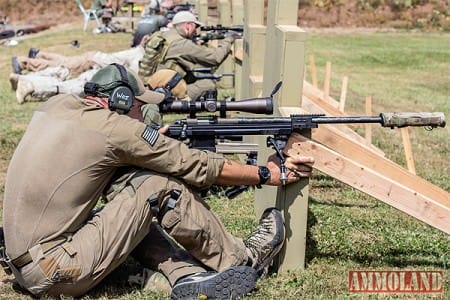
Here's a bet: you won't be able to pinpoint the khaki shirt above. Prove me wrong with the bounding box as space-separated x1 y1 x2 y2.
160 28 234 76
3 94 224 259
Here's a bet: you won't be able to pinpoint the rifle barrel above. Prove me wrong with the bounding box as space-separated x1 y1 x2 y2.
168 112 446 140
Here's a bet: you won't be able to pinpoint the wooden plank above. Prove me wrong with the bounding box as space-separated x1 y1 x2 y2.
285 134 450 234
279 106 448 206
303 80 340 109
302 82 385 156
300 97 386 157
401 127 416 174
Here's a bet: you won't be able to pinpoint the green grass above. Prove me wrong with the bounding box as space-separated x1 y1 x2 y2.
0 25 449 299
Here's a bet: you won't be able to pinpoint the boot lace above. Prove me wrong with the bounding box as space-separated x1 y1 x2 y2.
244 215 274 262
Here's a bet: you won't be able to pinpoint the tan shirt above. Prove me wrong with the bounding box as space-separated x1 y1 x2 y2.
3 94 224 259
160 28 234 76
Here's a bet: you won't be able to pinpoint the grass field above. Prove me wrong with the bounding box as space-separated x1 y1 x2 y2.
0 23 449 299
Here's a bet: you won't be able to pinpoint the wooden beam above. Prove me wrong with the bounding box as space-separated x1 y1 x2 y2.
299 97 385 157
303 80 340 109
279 106 449 206
285 134 450 234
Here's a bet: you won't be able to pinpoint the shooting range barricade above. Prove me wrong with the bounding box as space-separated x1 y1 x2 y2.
200 0 449 272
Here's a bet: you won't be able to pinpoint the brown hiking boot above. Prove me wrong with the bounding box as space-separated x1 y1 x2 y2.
128 268 171 295
244 207 285 278
16 78 34 104
9 73 19 91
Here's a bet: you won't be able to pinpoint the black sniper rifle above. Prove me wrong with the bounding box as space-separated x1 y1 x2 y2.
194 24 244 43
162 82 446 187
200 25 244 33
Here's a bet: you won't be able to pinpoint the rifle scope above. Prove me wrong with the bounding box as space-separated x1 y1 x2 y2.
159 97 273 115
200 25 244 32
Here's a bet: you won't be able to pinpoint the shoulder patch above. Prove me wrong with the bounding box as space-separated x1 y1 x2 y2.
141 125 159 147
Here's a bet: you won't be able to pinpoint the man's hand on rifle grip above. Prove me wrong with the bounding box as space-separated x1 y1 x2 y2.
266 154 314 185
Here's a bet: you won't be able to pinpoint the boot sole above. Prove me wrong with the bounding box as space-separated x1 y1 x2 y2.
171 266 257 300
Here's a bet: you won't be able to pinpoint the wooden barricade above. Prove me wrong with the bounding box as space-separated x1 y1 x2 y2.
226 0 450 273
254 0 309 271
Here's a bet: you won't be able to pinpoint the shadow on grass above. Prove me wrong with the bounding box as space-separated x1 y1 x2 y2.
308 195 379 209
304 197 447 269
311 251 447 269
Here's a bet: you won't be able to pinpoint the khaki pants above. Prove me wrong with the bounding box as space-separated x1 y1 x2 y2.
18 51 96 74
13 171 248 297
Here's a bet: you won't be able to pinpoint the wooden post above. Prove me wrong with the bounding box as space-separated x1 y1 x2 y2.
257 0 308 272
324 61 331 101
339 76 348 113
309 54 317 87
365 96 372 143
232 0 244 24
217 0 234 89
233 38 243 99
196 0 209 24
401 128 416 174
240 0 265 99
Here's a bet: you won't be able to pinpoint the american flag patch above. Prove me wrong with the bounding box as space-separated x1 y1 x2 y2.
141 125 159 146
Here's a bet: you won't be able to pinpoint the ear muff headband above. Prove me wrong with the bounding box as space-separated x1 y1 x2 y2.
111 63 129 84
83 64 135 114
108 64 135 114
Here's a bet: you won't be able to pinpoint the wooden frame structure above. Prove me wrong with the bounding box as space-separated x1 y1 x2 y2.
195 0 450 272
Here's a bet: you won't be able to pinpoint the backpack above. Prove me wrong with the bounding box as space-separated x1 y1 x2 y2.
138 31 170 82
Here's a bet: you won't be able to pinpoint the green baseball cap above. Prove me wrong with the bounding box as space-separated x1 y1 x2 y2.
89 64 165 104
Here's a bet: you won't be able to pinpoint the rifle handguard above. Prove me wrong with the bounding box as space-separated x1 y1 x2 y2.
380 112 446 128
